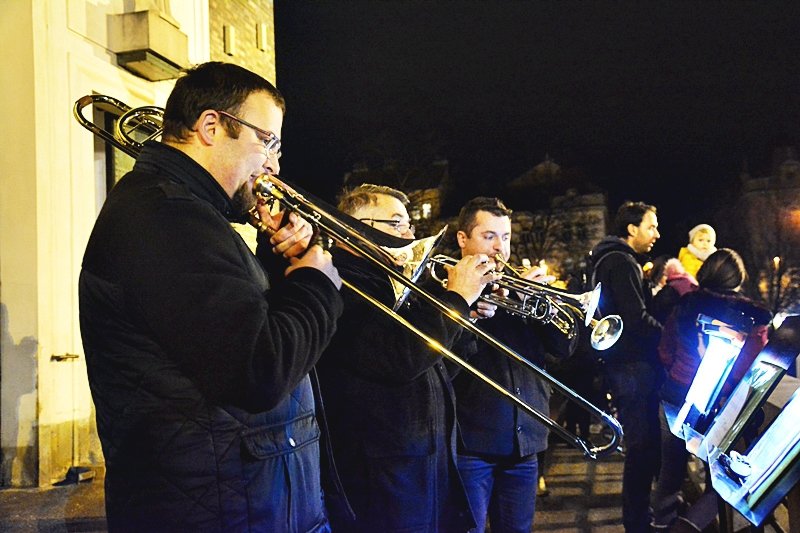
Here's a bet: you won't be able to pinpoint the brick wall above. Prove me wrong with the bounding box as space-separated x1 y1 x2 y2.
209 0 276 83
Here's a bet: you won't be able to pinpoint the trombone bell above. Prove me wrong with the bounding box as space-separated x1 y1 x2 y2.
386 227 447 310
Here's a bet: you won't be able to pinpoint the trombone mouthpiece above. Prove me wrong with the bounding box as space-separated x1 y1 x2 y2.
253 175 280 200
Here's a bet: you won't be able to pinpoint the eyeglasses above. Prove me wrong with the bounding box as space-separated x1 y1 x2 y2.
216 110 281 158
359 218 415 234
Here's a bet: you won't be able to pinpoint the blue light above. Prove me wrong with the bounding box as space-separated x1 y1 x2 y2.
685 335 742 413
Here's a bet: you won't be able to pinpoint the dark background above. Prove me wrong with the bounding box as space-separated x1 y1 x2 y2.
273 1 800 256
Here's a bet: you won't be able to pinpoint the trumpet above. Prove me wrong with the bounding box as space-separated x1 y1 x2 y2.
73 94 623 460
429 254 623 351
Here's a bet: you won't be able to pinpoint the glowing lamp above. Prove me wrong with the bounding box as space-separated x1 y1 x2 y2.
665 314 749 441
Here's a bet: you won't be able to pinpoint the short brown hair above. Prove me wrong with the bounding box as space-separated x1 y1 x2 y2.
162 61 285 142
457 197 512 236
337 184 409 215
613 201 657 238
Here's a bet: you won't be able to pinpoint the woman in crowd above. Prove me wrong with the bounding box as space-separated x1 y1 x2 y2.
651 248 771 530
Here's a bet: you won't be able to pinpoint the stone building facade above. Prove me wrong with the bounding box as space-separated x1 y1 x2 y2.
0 0 276 487
731 147 800 314
209 0 276 80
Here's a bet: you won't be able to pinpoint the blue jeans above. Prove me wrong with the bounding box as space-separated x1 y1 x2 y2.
456 453 538 533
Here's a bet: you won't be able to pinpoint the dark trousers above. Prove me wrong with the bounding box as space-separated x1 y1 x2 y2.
605 361 662 533
651 404 690 528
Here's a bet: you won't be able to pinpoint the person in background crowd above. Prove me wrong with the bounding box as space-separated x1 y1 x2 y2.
588 201 663 533
651 258 699 324
80 62 343 532
678 224 717 278
647 255 672 296
651 248 770 530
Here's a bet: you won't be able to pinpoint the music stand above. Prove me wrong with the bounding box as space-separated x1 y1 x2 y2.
705 315 800 526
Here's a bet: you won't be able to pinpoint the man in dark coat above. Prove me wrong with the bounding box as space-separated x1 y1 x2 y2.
316 184 494 533
589 201 663 533
451 197 578 533
79 62 343 532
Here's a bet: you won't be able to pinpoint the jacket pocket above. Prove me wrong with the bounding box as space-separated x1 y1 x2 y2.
240 413 321 460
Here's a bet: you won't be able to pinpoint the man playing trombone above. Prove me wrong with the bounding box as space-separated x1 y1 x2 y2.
315 184 497 532
79 62 342 531
451 197 579 533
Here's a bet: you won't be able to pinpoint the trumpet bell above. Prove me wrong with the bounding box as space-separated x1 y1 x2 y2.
584 283 602 326
591 314 623 351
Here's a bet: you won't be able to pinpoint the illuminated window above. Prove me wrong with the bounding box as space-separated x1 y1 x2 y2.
421 203 432 219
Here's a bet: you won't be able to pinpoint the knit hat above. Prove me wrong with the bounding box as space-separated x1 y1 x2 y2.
688 223 716 243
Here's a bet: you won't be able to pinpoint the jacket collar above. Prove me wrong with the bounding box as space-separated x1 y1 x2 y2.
135 141 237 220
593 235 653 265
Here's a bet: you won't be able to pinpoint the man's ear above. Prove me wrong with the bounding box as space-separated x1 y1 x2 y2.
456 230 468 249
194 110 221 146
627 223 637 239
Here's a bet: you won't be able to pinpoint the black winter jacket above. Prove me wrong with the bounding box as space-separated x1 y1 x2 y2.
590 236 662 365
315 249 476 533
454 308 577 457
79 142 343 532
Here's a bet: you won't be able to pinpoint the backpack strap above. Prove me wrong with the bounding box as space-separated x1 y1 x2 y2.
590 250 634 288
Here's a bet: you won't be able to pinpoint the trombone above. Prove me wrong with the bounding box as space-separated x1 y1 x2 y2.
429 255 624 351
73 95 623 460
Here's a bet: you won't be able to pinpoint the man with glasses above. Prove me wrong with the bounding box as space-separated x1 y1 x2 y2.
216 109 282 159
315 183 494 532
80 62 342 532
359 216 415 236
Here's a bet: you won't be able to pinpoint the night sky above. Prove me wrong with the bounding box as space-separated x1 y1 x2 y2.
273 1 800 255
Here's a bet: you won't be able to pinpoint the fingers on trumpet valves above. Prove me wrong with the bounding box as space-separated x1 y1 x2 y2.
472 299 497 320
442 254 498 305
472 256 501 285
522 268 556 285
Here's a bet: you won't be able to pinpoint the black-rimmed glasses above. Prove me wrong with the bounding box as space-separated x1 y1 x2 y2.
216 110 281 158
359 218 415 234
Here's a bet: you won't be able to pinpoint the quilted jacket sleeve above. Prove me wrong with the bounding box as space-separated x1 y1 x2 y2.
82 190 343 413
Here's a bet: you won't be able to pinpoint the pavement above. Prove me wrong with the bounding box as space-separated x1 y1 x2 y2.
0 436 623 533
0 469 107 532
0 435 785 532
535 441 626 532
